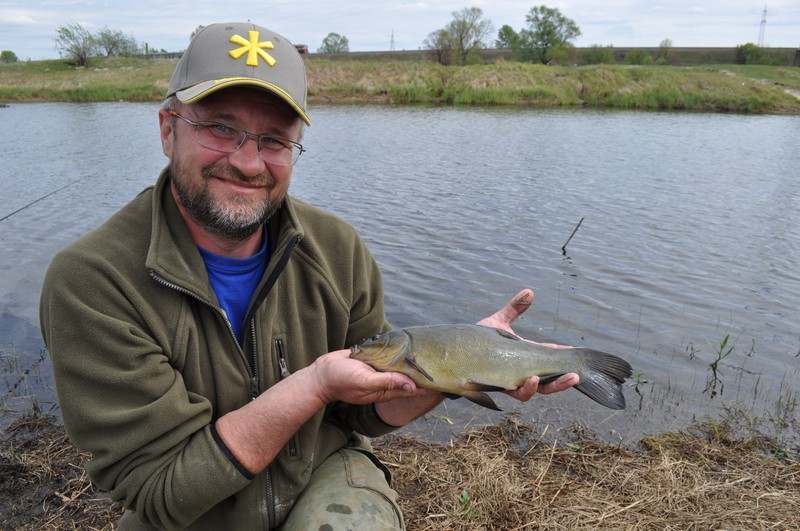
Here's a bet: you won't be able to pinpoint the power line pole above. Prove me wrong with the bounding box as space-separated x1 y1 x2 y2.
758 6 767 47
390 29 395 51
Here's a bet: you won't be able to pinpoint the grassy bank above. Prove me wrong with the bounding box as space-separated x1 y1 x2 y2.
2 413 797 529
1 57 799 114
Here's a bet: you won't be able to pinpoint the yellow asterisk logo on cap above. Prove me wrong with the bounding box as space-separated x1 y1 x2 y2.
229 31 276 67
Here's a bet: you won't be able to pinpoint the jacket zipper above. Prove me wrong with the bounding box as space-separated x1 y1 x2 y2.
274 338 298 458
148 272 246 364
248 234 301 530
151 233 301 530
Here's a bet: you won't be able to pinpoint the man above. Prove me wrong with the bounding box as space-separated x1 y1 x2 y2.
40 22 578 529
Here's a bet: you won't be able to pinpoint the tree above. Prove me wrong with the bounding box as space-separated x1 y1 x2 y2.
518 5 581 64
96 27 139 56
657 38 672 64
0 50 18 63
423 29 454 66
317 33 349 54
445 7 492 65
54 23 97 66
495 25 520 49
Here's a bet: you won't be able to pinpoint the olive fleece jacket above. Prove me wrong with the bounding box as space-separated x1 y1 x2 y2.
39 169 396 529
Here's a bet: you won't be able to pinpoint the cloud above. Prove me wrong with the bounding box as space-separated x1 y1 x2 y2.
1 0 799 59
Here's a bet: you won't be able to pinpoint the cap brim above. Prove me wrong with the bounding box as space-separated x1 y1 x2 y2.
175 77 311 126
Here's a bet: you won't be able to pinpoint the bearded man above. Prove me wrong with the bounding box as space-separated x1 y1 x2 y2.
40 22 577 530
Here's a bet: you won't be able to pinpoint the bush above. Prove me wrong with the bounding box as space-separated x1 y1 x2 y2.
735 43 786 65
624 49 654 65
549 43 576 65
582 45 614 64
0 50 18 63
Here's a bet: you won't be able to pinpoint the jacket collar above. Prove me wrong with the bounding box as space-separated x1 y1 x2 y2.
145 167 304 304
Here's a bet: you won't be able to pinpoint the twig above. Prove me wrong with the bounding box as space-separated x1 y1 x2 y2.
561 217 584 255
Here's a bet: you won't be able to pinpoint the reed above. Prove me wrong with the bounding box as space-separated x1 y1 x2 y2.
1 57 798 114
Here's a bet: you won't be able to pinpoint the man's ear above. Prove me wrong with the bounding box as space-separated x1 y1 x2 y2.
158 109 175 158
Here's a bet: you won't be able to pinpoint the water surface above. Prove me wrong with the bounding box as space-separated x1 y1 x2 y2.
1 103 798 442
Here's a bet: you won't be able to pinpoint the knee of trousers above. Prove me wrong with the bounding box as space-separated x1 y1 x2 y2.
280 447 404 531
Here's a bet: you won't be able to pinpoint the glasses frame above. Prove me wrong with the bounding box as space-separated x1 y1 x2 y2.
169 111 306 166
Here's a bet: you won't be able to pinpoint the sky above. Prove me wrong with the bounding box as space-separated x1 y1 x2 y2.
1 0 798 60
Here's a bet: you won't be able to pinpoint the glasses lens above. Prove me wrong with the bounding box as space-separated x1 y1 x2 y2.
258 137 303 166
194 124 242 153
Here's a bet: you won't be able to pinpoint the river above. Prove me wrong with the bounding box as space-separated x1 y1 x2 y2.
1 102 798 442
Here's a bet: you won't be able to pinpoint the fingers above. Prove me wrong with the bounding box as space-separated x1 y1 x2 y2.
538 373 579 395
506 375 539 401
506 373 580 402
478 288 535 330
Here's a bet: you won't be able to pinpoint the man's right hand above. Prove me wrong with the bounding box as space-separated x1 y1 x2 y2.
310 349 419 405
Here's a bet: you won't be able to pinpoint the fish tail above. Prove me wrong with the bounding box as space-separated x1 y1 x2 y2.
571 348 633 410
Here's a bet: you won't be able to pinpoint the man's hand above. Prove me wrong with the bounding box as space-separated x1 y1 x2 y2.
311 349 419 405
477 288 579 401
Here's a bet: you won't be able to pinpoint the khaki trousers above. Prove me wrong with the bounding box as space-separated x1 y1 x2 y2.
281 447 405 530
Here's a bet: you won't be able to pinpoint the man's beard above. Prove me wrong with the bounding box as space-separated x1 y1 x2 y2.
170 158 283 241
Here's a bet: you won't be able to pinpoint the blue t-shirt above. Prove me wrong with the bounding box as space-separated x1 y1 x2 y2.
198 235 269 342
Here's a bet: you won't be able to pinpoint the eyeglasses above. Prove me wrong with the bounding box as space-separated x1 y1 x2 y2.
169 111 306 166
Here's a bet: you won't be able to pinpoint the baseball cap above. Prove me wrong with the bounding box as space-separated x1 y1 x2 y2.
166 22 310 125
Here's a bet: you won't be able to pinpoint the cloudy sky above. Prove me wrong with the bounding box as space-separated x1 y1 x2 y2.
1 0 798 60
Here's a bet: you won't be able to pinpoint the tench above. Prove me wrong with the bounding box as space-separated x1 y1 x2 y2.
351 324 632 410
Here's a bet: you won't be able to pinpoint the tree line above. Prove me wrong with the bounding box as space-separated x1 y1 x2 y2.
314 4 790 67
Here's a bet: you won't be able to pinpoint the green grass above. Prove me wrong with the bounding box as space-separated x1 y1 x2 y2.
2 56 798 114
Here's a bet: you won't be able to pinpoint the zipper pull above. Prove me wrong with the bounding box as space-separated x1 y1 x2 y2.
249 376 259 400
278 356 290 379
276 338 290 379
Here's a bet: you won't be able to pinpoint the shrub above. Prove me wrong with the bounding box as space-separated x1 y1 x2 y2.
624 49 654 65
735 43 786 65
582 45 614 64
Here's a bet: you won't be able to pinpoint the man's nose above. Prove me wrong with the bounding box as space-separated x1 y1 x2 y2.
227 136 266 177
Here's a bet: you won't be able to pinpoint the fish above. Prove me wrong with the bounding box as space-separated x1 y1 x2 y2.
350 324 633 411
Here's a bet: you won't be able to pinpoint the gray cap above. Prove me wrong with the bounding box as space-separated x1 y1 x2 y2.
167 22 310 125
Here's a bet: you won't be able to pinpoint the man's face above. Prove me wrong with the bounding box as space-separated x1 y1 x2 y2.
159 87 303 241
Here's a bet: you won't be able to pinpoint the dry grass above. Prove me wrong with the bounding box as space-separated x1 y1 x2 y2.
0 413 122 529
373 416 800 530
1 412 797 529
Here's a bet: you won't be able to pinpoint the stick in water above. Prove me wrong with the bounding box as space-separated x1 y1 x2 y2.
561 217 584 255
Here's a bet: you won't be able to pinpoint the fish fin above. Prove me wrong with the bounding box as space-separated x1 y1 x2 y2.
404 352 434 382
572 348 633 410
462 391 502 411
537 374 563 386
495 328 521 341
465 380 507 392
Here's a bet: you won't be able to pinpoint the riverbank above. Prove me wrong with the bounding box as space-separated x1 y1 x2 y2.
2 412 797 529
1 57 799 114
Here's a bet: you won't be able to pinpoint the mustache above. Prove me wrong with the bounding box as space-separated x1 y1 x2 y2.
202 164 273 187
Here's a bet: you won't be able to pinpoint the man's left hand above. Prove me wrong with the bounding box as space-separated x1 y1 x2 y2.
477 288 579 402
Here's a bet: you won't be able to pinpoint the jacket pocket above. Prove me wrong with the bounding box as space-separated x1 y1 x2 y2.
274 337 300 459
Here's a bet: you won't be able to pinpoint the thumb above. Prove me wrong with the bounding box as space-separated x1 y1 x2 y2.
369 370 417 393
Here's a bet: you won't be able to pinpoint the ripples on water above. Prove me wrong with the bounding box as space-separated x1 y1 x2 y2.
1 103 799 441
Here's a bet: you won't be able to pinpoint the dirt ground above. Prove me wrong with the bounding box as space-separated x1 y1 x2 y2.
1 413 798 530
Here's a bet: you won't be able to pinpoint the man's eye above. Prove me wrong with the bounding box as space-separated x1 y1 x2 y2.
260 136 289 151
207 124 237 139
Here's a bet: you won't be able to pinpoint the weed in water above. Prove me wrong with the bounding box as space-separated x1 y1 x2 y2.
704 334 734 398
